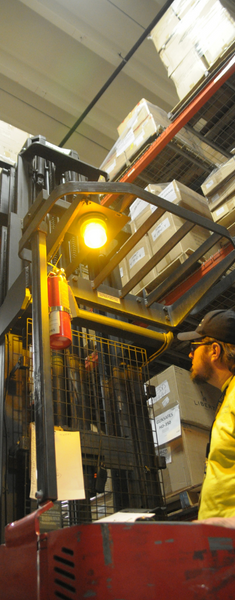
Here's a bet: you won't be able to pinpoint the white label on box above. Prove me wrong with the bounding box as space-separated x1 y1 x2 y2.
153 379 170 403
155 405 181 446
129 246 145 270
216 206 225 216
211 192 220 204
158 183 177 203
49 311 60 335
120 267 124 278
158 446 172 465
130 198 148 220
162 396 170 408
151 217 170 242
134 132 145 147
151 204 157 213
116 129 135 157
105 159 116 174
205 179 214 189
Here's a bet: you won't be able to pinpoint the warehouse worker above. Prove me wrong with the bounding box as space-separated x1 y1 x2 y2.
177 309 235 524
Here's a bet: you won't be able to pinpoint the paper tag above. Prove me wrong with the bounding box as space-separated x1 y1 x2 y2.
157 446 172 465
151 217 170 242
129 247 145 269
97 291 121 304
30 423 85 501
216 206 225 216
158 182 177 203
162 396 170 408
155 405 181 446
205 179 214 189
152 379 170 404
130 198 148 220
120 267 124 278
49 311 60 335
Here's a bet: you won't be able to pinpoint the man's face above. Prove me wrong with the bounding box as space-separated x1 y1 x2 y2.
189 342 214 384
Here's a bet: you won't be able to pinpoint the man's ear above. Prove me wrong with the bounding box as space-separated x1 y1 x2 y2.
211 342 222 361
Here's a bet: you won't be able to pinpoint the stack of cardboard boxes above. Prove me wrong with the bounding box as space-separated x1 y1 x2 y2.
151 0 235 102
99 98 226 183
119 179 221 295
201 156 235 241
147 365 221 496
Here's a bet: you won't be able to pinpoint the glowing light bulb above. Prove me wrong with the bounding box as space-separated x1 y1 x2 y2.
81 216 107 249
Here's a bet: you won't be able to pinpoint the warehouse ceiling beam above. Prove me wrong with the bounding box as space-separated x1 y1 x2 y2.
58 0 175 148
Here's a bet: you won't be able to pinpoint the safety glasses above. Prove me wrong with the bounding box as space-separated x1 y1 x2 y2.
190 341 214 355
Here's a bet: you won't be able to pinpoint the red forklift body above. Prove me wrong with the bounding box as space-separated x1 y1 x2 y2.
1 502 235 600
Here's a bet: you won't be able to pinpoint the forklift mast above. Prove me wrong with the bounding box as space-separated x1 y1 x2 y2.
0 132 235 599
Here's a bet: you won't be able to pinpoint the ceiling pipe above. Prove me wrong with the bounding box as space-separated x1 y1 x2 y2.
59 0 175 148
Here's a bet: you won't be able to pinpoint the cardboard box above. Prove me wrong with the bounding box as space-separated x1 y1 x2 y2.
99 99 226 181
150 7 180 52
161 424 210 496
207 178 235 210
117 99 169 138
148 212 212 273
170 47 207 101
125 235 157 293
211 199 235 249
148 365 220 430
201 156 235 197
151 0 235 102
129 181 220 273
119 258 129 288
212 195 235 223
128 183 168 234
147 180 213 219
159 31 195 78
200 1 235 67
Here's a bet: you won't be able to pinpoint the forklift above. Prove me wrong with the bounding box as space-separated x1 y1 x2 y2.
0 136 235 599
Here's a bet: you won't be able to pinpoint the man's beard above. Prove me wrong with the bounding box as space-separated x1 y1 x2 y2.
190 362 214 384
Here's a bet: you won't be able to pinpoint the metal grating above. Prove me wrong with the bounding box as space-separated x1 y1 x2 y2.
25 321 165 526
186 72 235 156
2 333 35 530
113 134 222 197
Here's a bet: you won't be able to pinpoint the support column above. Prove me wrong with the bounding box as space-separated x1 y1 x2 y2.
31 228 57 502
0 341 5 542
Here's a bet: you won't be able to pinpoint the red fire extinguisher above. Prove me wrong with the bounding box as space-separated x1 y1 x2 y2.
47 268 72 349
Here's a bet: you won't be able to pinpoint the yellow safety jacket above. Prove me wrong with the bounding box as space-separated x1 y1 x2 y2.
198 375 235 519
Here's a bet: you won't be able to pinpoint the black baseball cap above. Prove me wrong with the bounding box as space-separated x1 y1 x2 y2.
177 309 235 344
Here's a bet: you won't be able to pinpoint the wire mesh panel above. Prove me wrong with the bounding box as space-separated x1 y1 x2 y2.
119 138 220 195
181 72 235 156
2 332 35 533
25 321 165 525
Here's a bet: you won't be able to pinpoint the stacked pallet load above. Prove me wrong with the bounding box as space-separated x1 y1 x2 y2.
147 365 221 499
150 0 235 103
119 180 221 294
99 98 226 190
201 156 235 242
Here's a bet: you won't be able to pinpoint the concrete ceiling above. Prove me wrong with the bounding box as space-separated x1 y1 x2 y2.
0 0 178 168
